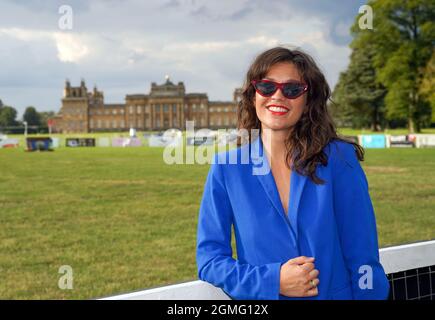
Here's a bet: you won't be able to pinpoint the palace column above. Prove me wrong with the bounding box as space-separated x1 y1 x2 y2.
169 103 173 128
151 104 154 129
160 106 164 129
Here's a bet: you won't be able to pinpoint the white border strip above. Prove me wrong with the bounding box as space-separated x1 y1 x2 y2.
379 239 435 274
99 240 435 300
99 280 231 300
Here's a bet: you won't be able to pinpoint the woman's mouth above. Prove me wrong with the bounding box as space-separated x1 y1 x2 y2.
266 105 290 116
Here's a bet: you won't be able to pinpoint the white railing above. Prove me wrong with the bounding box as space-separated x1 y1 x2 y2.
99 239 435 300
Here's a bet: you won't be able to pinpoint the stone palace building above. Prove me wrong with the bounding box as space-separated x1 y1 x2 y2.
52 77 241 133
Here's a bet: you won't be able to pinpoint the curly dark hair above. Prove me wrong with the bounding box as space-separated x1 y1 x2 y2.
237 46 364 185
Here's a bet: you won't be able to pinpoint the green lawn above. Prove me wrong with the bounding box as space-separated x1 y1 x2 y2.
0 143 434 299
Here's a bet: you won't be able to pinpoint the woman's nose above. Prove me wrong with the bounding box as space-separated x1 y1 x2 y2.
271 87 286 100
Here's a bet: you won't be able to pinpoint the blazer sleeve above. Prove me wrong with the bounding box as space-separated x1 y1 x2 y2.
196 157 282 300
332 142 390 300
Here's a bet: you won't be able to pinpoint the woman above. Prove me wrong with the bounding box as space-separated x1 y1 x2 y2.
196 47 390 300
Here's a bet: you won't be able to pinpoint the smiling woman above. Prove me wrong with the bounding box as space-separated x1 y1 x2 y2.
196 46 390 300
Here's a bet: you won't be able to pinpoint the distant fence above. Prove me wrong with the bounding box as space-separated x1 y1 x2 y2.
2 133 435 149
99 240 435 300
0 125 49 135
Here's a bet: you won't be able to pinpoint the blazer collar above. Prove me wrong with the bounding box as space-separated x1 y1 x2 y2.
250 135 307 242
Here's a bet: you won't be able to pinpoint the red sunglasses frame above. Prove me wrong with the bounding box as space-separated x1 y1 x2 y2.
251 79 308 99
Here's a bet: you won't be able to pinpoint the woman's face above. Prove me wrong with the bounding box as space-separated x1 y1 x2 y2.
254 62 307 133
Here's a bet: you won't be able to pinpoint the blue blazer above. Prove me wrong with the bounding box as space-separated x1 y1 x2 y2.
196 136 390 300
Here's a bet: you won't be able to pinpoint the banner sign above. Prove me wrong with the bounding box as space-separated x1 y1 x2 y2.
111 137 142 147
388 135 415 148
26 137 52 151
97 137 111 147
149 135 182 147
66 138 96 147
360 134 386 148
415 134 435 148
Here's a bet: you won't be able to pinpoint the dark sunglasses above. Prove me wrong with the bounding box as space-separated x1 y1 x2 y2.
251 79 308 99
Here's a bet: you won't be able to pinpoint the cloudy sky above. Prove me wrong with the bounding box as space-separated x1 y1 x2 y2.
0 0 367 118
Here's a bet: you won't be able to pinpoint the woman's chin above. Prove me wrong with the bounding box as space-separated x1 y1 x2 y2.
259 118 292 129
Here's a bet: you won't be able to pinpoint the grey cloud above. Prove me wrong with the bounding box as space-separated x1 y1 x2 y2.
3 0 91 12
281 0 366 45
227 6 255 21
160 0 181 9
189 5 212 19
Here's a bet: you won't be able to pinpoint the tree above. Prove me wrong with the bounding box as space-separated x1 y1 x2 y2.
419 51 435 123
334 1 435 131
332 45 387 131
38 111 56 126
23 106 41 126
361 0 434 132
0 106 18 127
331 71 356 128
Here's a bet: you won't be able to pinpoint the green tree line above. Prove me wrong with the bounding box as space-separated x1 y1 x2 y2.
332 0 435 133
0 101 55 133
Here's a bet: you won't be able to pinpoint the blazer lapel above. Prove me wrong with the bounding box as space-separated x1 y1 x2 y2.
250 135 307 243
250 139 284 222
288 169 307 242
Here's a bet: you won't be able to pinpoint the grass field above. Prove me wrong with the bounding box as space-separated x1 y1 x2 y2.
0 140 434 299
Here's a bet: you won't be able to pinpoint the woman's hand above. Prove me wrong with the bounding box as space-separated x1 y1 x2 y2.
279 256 320 297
